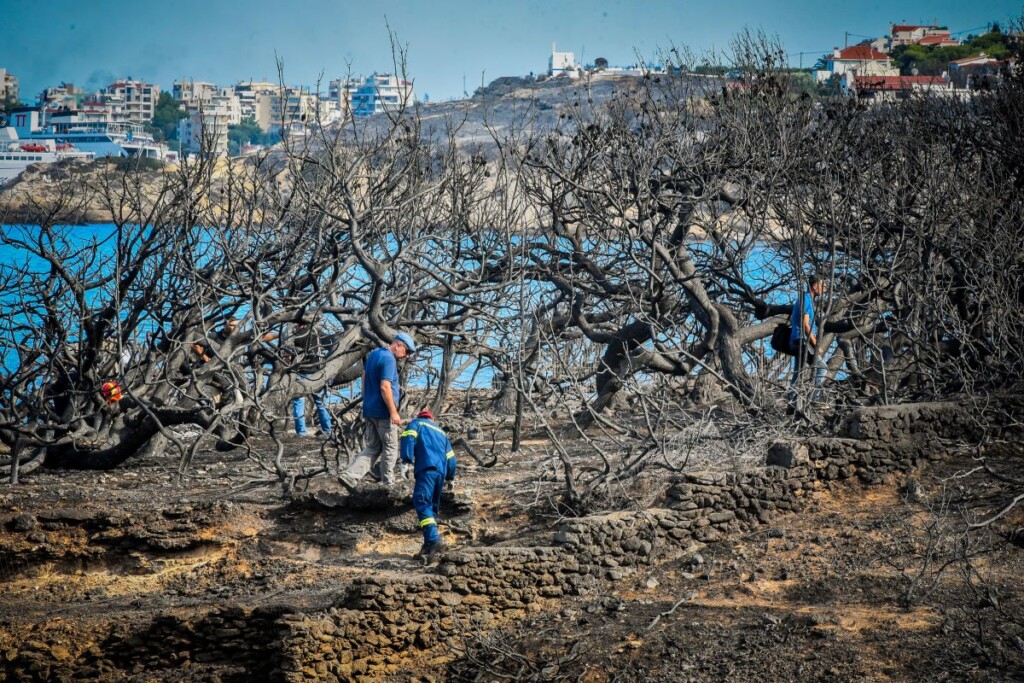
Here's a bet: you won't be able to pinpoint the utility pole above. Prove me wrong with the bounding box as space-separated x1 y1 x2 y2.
844 31 849 48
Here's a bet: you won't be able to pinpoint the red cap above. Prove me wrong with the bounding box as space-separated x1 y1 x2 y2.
416 409 434 420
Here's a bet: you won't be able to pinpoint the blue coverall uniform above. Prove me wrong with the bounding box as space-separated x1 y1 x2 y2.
400 416 456 545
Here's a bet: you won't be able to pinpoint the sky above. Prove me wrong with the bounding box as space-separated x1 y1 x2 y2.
0 0 1019 102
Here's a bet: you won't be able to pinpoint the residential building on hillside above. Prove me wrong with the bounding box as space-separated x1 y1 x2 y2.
97 80 160 122
233 81 278 129
329 77 360 116
889 24 959 48
178 108 229 157
78 94 125 123
846 73 956 101
38 83 87 110
267 86 321 131
349 73 414 118
182 88 242 127
949 53 1005 89
172 80 218 104
0 68 19 102
816 45 898 82
549 43 578 78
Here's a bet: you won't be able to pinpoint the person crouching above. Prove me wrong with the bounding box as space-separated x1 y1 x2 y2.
400 409 456 562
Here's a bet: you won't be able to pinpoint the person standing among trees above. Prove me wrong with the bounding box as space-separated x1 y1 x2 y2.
400 408 456 561
338 332 417 490
283 320 333 437
788 275 827 403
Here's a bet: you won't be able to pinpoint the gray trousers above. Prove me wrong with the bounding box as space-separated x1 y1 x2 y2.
344 418 400 485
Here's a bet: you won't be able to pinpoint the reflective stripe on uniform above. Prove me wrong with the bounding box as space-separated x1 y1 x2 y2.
401 429 418 438
420 422 447 436
419 517 436 527
445 450 455 459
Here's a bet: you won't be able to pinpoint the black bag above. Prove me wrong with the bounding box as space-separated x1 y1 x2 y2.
770 323 795 356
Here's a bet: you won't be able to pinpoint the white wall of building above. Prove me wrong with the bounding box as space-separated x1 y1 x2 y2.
549 43 577 78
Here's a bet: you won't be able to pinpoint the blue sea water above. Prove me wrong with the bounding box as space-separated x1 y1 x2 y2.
1 224 802 393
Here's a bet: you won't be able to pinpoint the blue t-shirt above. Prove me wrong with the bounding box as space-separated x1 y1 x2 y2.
790 292 815 346
362 347 400 419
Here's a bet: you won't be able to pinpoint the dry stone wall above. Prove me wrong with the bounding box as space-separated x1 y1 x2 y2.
275 399 1022 682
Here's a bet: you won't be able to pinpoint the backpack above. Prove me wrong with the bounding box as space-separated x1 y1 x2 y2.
770 322 796 356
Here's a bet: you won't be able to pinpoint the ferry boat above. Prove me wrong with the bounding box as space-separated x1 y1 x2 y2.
3 107 165 160
0 128 94 184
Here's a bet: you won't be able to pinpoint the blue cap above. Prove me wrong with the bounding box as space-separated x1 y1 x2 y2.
394 332 417 353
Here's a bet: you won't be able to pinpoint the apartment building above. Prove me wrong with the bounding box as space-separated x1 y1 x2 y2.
0 68 19 102
178 108 230 157
38 82 87 110
172 80 218 104
349 73 414 118
267 86 320 131
98 80 160 122
233 81 278 130
329 77 360 115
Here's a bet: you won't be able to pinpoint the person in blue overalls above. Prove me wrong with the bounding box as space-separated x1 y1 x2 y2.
400 409 456 561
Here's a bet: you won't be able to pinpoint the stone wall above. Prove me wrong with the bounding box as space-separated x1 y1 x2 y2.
273 399 1023 681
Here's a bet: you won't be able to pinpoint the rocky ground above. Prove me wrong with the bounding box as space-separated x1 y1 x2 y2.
0 415 1021 682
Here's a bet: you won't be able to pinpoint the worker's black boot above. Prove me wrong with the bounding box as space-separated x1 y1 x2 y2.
417 538 446 565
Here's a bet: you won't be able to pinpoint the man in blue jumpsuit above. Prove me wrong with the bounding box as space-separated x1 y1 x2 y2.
400 409 456 560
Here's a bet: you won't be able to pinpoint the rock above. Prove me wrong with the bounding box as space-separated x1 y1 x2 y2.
10 513 37 531
768 527 785 539
645 577 659 590
767 442 809 468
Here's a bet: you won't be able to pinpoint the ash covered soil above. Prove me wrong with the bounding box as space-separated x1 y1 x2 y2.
0 424 1021 682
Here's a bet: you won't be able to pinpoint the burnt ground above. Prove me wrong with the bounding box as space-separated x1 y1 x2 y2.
0 423 1022 682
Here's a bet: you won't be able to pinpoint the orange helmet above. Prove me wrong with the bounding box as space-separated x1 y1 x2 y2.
100 381 123 404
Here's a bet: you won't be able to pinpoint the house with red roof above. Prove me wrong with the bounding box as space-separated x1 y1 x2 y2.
845 73 955 101
816 45 898 83
889 24 960 48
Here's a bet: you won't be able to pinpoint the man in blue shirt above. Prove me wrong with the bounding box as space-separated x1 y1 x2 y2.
400 409 456 561
788 275 827 401
338 332 416 489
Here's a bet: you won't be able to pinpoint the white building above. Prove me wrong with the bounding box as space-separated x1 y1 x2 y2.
183 88 241 127
172 80 218 105
0 68 19 102
349 73 414 118
97 79 160 122
889 24 959 48
549 43 578 79
178 108 229 157
815 45 897 83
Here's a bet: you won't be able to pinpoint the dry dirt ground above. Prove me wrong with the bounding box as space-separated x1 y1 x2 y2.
0 425 1021 682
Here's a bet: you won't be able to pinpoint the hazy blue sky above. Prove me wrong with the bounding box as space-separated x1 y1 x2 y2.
1 0 1018 102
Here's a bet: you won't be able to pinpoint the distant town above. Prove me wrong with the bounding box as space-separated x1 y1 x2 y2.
0 19 1016 175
